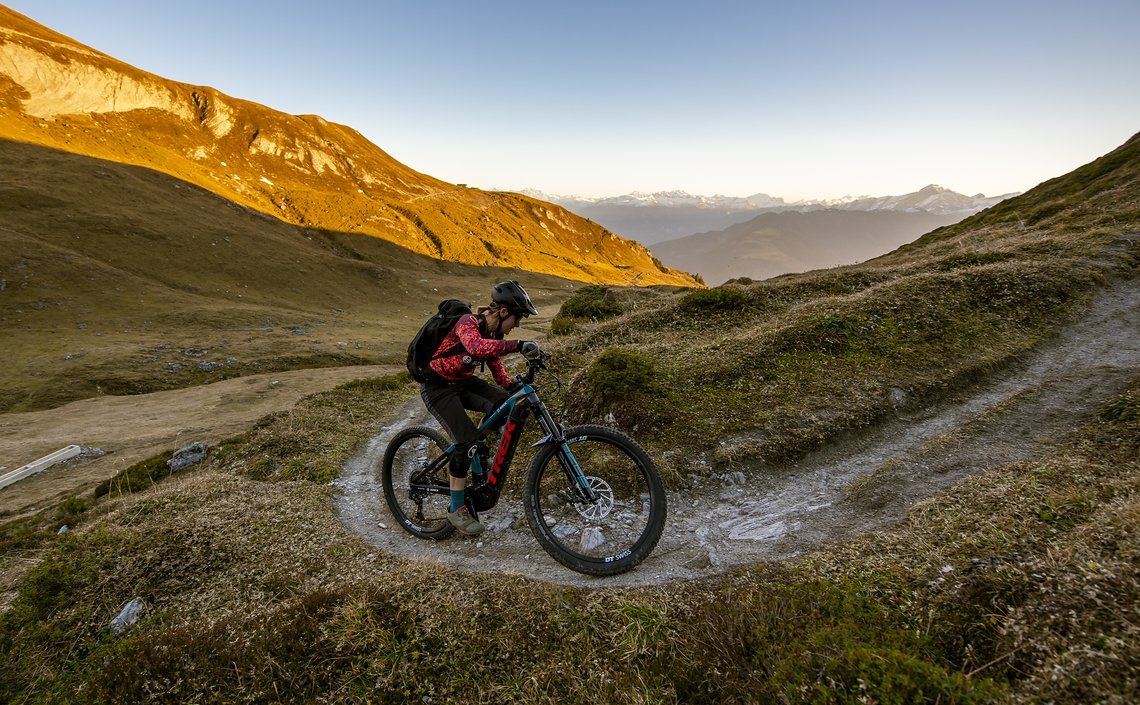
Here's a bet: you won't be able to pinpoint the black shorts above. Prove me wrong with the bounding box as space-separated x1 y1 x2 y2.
420 376 509 477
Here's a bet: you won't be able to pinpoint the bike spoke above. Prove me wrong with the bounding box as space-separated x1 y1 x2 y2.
381 427 454 538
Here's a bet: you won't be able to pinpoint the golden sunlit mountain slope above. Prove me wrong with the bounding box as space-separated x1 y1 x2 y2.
0 5 696 287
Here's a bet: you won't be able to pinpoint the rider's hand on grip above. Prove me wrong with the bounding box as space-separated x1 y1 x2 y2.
520 340 541 359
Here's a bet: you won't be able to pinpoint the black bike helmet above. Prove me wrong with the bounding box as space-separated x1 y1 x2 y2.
491 280 538 318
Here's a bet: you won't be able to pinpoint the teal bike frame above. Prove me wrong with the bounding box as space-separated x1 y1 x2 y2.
419 369 598 515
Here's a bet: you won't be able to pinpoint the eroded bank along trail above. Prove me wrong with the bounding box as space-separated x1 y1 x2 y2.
334 279 1140 587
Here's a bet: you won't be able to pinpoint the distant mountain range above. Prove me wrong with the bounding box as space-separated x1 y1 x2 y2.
514 185 1018 285
520 185 1016 246
649 209 964 285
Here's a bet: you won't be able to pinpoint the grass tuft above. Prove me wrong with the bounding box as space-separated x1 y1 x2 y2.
93 451 176 498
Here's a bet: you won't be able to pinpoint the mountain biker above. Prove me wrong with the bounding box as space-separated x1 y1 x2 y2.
420 280 540 537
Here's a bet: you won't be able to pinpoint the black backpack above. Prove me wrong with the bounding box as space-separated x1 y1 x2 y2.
406 299 472 383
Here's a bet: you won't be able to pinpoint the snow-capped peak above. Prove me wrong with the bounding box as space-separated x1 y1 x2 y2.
512 185 1014 216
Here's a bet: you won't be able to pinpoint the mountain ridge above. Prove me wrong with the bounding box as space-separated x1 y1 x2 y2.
520 184 1014 214
0 6 696 288
519 184 1015 247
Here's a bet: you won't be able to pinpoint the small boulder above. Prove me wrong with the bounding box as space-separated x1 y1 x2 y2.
168 442 208 471
110 597 144 633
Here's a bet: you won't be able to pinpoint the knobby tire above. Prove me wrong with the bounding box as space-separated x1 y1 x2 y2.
523 425 666 576
380 425 456 540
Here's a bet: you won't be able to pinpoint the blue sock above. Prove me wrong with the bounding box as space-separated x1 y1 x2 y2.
450 489 464 513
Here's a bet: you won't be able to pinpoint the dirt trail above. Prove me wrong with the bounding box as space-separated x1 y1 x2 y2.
336 279 1140 586
0 365 398 521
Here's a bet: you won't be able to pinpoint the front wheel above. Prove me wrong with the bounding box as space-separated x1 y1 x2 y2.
523 425 666 576
381 426 455 540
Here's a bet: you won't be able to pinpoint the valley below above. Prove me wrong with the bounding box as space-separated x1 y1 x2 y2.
0 364 399 521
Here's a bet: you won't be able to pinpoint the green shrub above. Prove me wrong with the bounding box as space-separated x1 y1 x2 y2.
808 645 996 703
550 315 576 336
681 286 748 310
549 314 574 335
813 314 863 353
55 495 89 528
552 286 625 336
563 346 671 428
309 466 340 484
585 347 662 405
557 285 623 320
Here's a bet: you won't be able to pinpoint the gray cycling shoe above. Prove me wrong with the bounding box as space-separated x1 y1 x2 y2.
448 506 485 537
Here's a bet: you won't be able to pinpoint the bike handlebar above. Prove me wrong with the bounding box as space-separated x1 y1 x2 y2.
518 350 550 386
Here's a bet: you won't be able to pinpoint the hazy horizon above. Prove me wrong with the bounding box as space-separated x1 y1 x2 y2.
5 0 1139 202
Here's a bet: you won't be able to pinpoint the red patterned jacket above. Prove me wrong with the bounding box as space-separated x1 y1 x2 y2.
429 313 520 387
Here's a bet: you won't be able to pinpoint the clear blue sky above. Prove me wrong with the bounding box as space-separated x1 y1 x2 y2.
6 0 1140 200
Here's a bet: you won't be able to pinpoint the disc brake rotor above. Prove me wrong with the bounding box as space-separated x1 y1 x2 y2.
573 476 614 520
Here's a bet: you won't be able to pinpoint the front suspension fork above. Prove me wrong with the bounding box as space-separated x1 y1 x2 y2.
530 398 599 504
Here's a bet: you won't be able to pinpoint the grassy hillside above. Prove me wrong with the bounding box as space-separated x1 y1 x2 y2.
0 139 577 412
1 131 1137 703
1 369 1135 703
545 132 1140 478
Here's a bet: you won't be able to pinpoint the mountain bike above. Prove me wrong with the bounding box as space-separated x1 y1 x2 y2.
380 351 666 576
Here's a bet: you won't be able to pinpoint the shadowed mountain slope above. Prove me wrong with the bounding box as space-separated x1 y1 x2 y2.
0 6 696 288
652 209 963 284
0 139 584 412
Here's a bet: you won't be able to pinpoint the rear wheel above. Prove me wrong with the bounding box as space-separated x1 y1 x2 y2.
381 426 455 540
523 425 666 576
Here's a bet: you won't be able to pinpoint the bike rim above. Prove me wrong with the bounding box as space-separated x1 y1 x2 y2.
389 433 451 533
532 437 655 564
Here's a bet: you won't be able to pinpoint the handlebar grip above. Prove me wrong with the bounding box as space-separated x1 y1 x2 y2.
520 341 541 359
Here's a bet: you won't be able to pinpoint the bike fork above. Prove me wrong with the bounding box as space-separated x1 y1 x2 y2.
532 400 598 503
554 444 600 504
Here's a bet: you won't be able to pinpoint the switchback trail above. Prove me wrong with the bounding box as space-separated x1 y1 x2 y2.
335 279 1140 587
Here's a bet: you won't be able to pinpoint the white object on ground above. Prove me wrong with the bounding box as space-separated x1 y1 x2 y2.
0 445 82 490
111 598 145 633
